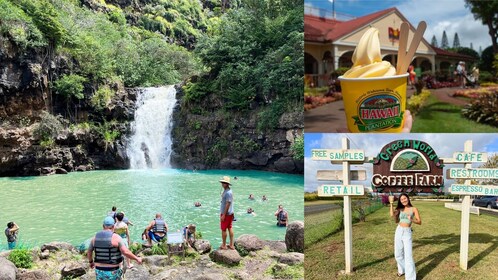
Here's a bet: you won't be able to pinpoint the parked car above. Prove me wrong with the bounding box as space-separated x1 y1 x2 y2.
472 196 498 209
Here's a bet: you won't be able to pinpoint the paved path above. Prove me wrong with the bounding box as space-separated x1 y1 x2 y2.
304 87 466 133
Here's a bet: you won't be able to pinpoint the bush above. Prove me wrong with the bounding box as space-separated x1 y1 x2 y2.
479 71 494 83
53 74 86 100
461 89 498 127
8 248 33 269
407 89 431 114
0 0 46 49
91 86 114 111
291 133 304 160
33 111 63 141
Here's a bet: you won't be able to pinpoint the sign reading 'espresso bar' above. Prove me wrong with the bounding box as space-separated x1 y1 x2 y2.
371 140 444 193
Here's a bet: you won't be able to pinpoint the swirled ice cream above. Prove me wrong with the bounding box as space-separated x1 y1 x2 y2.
343 28 396 78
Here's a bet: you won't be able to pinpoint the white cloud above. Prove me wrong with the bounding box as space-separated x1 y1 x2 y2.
304 133 498 192
398 0 492 50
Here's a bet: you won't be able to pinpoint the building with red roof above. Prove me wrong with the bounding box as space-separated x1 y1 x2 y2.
305 6 477 87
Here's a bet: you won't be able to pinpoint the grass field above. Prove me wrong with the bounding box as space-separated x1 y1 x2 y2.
411 95 498 133
305 200 343 206
305 201 498 280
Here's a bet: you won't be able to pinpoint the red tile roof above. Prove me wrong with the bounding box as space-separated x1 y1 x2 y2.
305 7 397 42
432 46 476 60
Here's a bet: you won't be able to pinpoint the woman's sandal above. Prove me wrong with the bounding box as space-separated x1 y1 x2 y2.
397 273 405 277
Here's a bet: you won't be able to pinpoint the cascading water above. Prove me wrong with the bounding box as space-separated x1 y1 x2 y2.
127 86 176 169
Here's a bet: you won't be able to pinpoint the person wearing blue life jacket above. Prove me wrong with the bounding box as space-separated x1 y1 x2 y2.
143 213 168 247
390 193 421 280
87 217 142 280
5 222 19 250
274 205 288 227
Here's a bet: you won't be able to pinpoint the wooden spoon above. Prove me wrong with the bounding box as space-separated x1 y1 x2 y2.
400 21 427 76
396 22 409 75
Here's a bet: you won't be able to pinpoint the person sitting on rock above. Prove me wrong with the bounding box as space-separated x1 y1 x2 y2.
183 224 196 248
143 213 168 246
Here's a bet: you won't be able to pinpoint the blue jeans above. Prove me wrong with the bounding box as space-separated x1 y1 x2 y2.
394 225 416 280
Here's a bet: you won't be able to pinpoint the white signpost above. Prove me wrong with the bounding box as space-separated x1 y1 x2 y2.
444 141 494 270
312 138 366 274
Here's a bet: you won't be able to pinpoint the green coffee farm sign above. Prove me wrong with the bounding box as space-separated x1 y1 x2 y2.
372 140 444 193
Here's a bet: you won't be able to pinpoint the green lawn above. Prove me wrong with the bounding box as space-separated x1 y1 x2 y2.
305 200 343 207
305 201 498 280
411 95 498 132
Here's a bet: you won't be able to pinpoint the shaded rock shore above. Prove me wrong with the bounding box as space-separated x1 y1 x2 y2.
0 222 304 280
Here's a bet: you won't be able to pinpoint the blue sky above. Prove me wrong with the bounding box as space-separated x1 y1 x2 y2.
305 0 492 52
304 133 498 192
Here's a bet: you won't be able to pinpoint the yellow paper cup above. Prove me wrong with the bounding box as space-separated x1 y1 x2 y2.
339 73 408 133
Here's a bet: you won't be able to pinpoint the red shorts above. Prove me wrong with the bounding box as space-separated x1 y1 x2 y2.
220 214 234 231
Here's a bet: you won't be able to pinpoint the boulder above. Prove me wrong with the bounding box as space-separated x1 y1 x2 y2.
17 269 50 280
263 240 287 253
39 250 50 260
143 255 169 267
285 221 304 253
235 234 264 254
40 242 76 253
193 239 211 254
61 262 87 279
194 273 229 280
125 265 150 279
209 249 242 266
0 257 17 280
246 151 269 166
278 252 304 265
274 157 296 173
151 268 179 280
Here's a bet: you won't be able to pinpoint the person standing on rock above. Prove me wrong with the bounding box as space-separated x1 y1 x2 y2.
114 212 133 270
5 222 19 249
219 176 235 250
87 217 142 279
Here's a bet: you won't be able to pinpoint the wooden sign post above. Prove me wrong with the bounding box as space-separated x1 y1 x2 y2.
312 138 366 274
443 141 497 270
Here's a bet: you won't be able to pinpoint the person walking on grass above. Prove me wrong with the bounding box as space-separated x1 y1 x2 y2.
389 193 421 280
219 176 235 250
87 217 142 280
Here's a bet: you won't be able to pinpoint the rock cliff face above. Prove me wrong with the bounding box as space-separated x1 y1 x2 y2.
170 87 304 174
0 32 303 176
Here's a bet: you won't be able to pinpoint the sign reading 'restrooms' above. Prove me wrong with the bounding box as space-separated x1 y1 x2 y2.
371 140 444 193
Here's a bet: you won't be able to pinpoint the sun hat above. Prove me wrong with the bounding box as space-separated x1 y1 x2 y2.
103 216 115 227
219 176 232 185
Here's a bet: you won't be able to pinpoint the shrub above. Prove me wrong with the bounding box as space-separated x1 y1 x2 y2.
129 243 142 255
53 74 86 100
461 89 498 127
291 133 304 160
91 86 114 111
406 89 431 114
33 111 63 141
0 0 46 49
479 71 494 83
8 248 33 269
304 192 318 201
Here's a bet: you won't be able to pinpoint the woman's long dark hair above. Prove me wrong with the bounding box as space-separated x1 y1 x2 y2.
395 193 413 224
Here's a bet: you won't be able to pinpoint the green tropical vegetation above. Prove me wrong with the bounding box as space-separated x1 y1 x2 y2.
1 0 303 125
7 248 34 269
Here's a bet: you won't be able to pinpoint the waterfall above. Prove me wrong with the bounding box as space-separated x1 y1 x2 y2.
127 86 176 169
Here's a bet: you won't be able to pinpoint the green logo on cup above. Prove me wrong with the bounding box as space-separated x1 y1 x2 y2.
353 94 403 132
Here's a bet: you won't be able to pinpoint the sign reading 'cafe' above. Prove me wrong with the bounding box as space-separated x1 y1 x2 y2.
371 140 444 193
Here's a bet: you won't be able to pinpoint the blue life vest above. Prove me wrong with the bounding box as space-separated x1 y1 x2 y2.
153 219 166 233
93 230 123 265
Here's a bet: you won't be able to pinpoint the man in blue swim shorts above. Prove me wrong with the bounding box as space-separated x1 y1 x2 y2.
143 213 168 247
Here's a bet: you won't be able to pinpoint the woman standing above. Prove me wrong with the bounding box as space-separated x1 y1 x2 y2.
389 194 421 279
